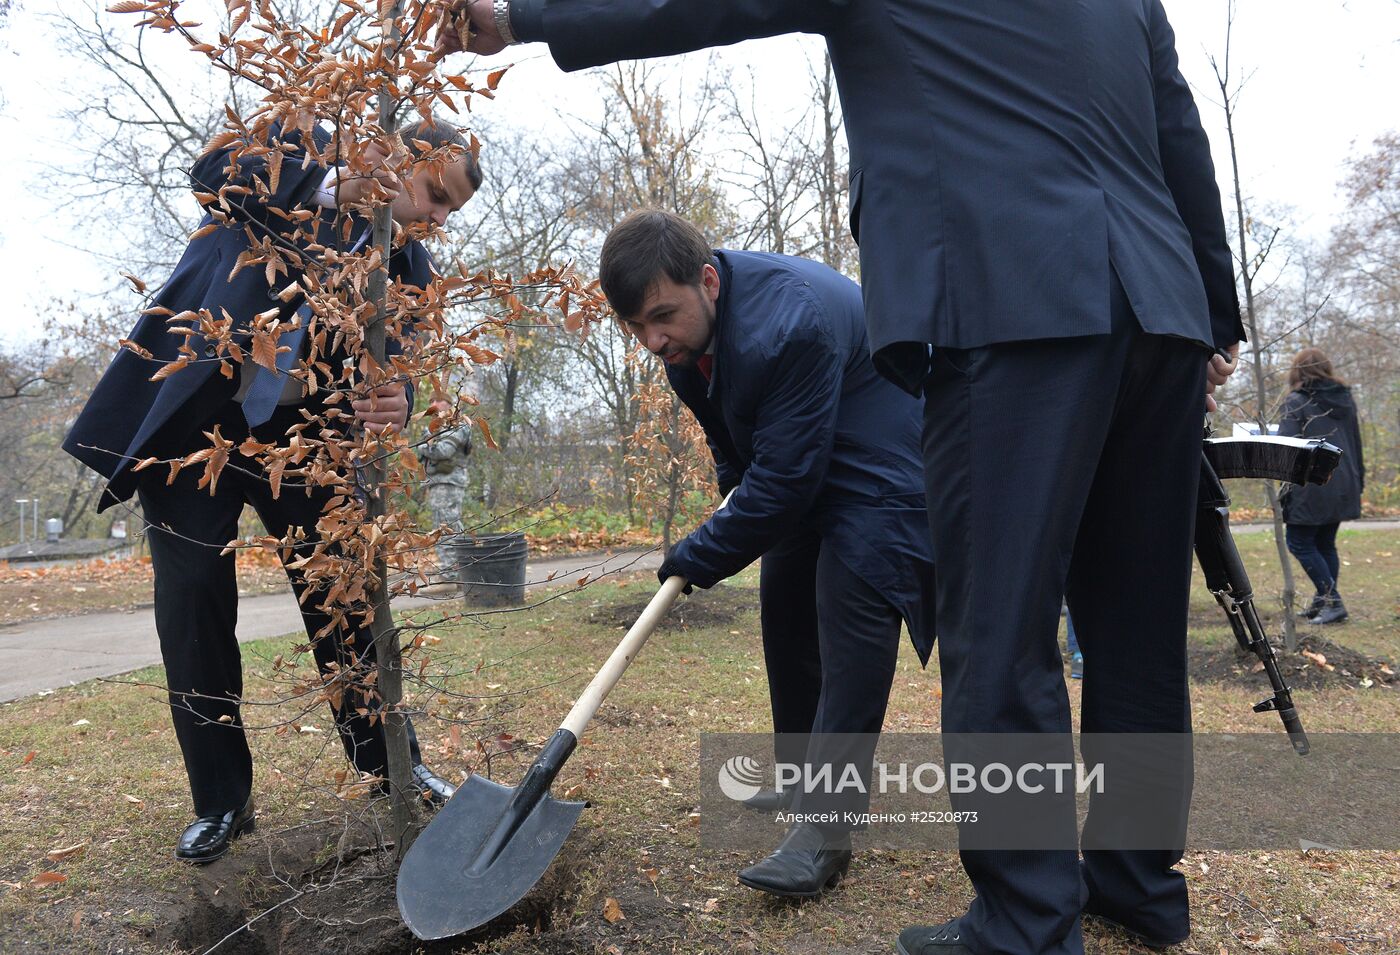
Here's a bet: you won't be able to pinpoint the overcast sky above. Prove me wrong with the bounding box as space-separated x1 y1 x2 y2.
0 0 1397 347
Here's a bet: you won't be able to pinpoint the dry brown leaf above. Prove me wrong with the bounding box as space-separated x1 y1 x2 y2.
32 872 68 886
701 897 720 913
47 842 89 862
601 897 625 923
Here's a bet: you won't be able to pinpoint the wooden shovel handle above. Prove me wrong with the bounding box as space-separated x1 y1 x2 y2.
558 491 733 738
559 574 688 737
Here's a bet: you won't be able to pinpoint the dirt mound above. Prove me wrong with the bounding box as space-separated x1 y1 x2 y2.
592 584 757 631
138 816 598 955
1190 633 1397 690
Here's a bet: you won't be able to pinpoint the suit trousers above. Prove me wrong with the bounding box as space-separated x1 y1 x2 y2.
758 529 903 824
137 396 422 818
921 272 1207 955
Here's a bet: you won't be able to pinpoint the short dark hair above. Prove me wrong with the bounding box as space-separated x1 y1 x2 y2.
399 116 483 191
599 210 713 318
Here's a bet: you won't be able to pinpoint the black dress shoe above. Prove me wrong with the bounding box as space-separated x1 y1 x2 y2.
896 919 974 955
736 821 851 898
175 798 256 864
741 788 795 812
411 763 457 806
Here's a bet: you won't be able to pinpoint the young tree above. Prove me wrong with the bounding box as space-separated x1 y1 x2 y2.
99 0 604 855
1208 0 1302 648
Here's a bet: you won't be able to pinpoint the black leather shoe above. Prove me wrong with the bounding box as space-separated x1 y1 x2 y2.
741 788 795 812
896 919 974 954
736 821 851 898
175 797 255 864
412 763 457 806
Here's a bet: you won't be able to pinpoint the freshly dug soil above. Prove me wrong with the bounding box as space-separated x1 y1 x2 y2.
1189 632 1397 690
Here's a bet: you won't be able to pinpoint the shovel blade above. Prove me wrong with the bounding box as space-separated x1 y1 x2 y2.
397 774 586 940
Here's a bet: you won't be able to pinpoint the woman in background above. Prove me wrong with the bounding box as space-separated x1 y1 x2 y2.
1278 347 1366 625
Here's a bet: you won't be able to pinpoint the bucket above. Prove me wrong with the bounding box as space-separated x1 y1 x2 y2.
455 532 528 607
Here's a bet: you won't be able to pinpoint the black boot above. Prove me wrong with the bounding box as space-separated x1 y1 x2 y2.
736 821 851 897
1298 594 1327 620
1312 593 1348 625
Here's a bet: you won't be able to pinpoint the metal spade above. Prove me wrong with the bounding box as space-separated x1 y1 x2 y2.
398 573 691 940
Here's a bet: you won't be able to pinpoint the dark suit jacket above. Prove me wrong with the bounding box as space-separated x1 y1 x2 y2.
64 127 429 509
667 250 936 663
520 0 1245 392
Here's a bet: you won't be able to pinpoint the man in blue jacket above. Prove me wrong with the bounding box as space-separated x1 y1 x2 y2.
441 2 1244 952
601 210 936 899
63 117 479 863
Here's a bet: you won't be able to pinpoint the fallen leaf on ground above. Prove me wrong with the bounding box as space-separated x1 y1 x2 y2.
32 872 67 886
602 897 625 923
122 794 143 804
702 897 720 913
46 842 88 862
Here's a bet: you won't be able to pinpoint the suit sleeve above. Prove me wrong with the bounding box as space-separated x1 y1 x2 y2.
668 324 842 588
1146 0 1245 349
707 434 741 496
189 125 328 229
536 0 846 73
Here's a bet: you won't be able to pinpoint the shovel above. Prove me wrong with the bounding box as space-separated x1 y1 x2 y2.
397 571 692 939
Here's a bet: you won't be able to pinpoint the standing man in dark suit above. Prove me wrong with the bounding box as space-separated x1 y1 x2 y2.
602 210 935 899
64 117 479 863
440 2 1243 952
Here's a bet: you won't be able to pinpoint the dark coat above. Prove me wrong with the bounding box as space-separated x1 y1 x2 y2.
63 127 429 510
523 0 1244 392
1278 380 1365 525
666 250 936 664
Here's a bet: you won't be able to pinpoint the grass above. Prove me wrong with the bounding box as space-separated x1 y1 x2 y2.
0 531 1396 954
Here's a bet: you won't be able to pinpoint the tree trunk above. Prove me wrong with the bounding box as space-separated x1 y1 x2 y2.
365 3 419 857
1216 18 1299 650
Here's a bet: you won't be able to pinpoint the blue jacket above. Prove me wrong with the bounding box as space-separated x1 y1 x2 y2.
64 127 429 509
517 0 1245 393
667 250 936 664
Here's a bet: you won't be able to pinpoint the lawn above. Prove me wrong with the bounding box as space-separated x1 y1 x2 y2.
0 530 1396 955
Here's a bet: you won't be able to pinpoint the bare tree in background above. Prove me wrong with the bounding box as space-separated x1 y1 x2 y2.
1209 0 1301 649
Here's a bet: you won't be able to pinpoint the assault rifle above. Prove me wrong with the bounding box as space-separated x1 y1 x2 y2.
1196 434 1342 756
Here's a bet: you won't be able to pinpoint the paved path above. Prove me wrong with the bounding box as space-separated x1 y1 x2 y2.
4 519 1399 704
0 548 662 703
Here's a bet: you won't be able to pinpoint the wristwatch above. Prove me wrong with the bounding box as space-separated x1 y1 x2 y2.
492 0 518 45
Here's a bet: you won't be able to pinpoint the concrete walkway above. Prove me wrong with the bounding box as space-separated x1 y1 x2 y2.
0 548 662 703
4 519 1398 704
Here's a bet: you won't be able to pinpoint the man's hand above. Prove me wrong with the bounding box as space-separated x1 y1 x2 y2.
657 545 696 594
353 378 410 434
334 141 402 208
433 0 507 58
1205 342 1240 414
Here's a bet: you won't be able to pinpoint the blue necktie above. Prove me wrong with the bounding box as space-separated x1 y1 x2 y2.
241 228 372 428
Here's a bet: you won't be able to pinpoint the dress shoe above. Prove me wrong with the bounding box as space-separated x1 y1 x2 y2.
736 821 851 897
1311 594 1348 625
896 919 974 954
741 787 795 811
175 797 255 864
412 763 457 805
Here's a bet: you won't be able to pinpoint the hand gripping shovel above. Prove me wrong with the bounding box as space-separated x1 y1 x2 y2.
397 573 691 939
